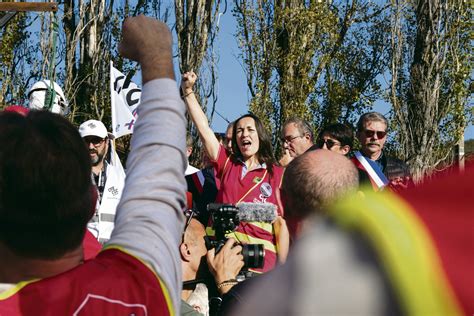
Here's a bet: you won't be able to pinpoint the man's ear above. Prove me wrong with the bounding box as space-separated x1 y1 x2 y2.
186 146 193 158
180 242 192 262
341 145 350 155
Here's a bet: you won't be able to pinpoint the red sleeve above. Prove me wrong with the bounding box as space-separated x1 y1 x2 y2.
83 229 102 260
275 166 285 217
211 144 231 181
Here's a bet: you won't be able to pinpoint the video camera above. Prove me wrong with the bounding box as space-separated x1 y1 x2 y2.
206 203 264 269
206 202 277 270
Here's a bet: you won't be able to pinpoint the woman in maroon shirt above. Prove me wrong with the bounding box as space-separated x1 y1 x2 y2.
181 71 289 272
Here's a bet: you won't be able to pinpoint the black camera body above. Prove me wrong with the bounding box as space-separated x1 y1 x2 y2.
206 203 265 269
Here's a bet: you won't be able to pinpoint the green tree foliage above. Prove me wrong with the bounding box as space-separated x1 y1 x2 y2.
465 139 474 154
389 0 472 181
1 1 171 161
1 0 170 126
175 0 222 166
62 0 171 125
0 8 31 106
233 0 390 153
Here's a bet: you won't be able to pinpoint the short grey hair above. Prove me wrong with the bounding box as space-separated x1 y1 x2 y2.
282 117 314 141
356 112 388 132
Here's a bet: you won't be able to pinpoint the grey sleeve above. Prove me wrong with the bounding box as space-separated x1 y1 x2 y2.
107 78 187 313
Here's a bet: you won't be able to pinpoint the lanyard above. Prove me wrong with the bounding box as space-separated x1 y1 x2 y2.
96 165 107 204
237 170 268 204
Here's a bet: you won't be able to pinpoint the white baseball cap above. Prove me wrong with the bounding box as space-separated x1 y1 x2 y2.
79 120 114 139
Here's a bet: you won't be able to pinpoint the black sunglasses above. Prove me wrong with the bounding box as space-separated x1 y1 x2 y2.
182 209 195 241
84 136 106 145
363 130 387 139
317 138 340 149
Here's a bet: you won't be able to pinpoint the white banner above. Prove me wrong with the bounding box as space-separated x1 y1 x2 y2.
110 62 141 138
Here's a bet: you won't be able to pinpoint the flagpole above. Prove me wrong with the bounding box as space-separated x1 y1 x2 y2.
110 61 117 138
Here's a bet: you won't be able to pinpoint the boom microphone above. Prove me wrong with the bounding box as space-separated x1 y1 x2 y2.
236 202 277 223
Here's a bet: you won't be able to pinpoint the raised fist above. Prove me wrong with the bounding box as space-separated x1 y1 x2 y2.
181 71 197 94
119 15 174 82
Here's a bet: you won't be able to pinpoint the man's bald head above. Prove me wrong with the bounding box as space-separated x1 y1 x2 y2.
183 218 206 246
282 149 358 220
181 218 208 281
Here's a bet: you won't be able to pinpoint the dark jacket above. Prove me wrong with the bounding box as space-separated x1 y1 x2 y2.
356 151 410 185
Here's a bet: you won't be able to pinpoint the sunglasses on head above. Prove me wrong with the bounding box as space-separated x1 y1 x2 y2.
183 209 194 231
364 130 387 138
182 209 195 242
317 138 340 149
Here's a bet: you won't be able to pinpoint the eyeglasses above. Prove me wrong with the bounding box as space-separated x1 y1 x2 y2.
317 138 341 149
363 130 387 139
84 136 106 146
282 135 304 144
182 209 195 241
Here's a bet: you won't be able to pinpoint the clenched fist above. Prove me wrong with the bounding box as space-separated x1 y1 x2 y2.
119 15 174 82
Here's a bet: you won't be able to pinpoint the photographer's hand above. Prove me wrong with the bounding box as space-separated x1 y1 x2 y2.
206 238 244 295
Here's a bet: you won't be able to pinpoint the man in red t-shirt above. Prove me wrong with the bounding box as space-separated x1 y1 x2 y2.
0 16 186 315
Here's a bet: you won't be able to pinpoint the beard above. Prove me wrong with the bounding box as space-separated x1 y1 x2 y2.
90 148 106 166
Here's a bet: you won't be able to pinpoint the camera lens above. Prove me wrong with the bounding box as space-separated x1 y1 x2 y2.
242 244 265 268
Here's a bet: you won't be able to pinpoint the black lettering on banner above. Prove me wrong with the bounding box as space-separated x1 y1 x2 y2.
114 75 125 94
126 88 141 107
122 77 131 90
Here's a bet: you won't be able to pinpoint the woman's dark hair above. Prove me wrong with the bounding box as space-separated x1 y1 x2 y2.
231 113 276 173
318 123 354 149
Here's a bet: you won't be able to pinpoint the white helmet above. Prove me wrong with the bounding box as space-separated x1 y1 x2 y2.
28 80 69 116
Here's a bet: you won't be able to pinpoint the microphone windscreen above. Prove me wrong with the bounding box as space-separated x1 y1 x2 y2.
236 202 277 223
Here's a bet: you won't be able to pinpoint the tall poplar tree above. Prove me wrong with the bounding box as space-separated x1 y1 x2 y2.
389 0 472 181
233 0 389 154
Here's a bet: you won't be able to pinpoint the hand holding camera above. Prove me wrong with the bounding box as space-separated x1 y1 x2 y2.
206 238 244 295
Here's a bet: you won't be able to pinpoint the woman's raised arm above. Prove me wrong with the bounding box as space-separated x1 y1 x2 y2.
181 71 220 161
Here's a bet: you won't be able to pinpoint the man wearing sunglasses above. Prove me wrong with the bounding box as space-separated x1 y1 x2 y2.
79 119 126 243
354 112 410 191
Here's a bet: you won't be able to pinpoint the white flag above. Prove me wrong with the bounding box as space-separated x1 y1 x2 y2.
110 62 141 138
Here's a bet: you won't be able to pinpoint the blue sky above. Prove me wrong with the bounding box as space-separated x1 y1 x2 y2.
206 12 248 133
204 12 473 140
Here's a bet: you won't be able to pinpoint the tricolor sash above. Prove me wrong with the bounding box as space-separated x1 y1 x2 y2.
190 170 205 194
352 151 389 191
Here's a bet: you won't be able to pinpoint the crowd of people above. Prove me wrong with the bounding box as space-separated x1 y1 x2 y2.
0 15 472 316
